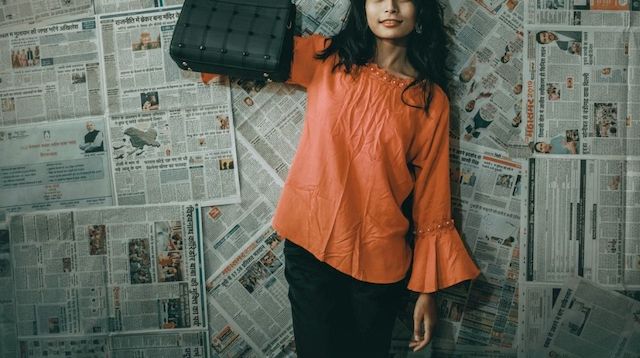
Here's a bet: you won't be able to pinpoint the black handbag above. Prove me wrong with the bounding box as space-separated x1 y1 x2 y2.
170 0 295 82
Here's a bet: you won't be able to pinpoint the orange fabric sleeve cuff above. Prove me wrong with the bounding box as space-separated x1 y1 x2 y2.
407 224 481 293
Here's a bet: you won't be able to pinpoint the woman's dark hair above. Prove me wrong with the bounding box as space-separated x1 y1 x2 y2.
315 0 450 113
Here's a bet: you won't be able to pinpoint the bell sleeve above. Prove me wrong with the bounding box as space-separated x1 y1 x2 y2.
407 94 481 293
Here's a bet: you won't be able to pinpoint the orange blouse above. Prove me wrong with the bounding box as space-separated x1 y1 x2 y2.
274 35 480 293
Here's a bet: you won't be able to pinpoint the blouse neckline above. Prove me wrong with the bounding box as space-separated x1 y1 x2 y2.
364 63 415 88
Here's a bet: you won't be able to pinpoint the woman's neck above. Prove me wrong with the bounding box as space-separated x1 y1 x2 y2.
373 38 416 79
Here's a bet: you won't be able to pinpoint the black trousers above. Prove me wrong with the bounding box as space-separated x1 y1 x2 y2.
284 240 406 358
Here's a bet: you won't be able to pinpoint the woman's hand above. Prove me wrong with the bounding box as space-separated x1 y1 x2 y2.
409 292 437 352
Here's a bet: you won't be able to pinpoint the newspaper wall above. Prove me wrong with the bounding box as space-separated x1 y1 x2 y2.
541 277 640 357
294 0 349 36
201 135 288 358
233 83 307 181
436 146 523 353
526 0 640 26
110 331 208 358
8 205 207 350
0 118 113 219
99 7 221 115
525 27 640 156
0 18 105 126
206 225 293 358
525 157 640 288
445 0 528 157
108 78 240 206
0 225 17 358
0 0 93 30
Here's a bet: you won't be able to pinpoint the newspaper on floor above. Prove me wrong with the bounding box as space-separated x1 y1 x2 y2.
234 83 307 181
0 0 93 30
526 0 640 27
524 27 640 156
206 225 292 358
200 134 283 279
200 134 288 357
108 76 240 206
8 204 207 343
517 282 564 357
99 7 224 115
17 330 208 357
0 224 16 358
294 0 349 36
444 145 523 349
444 0 527 156
541 276 640 358
525 157 640 288
0 18 105 126
0 118 113 220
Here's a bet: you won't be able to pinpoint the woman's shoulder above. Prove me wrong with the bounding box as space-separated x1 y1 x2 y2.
295 34 330 53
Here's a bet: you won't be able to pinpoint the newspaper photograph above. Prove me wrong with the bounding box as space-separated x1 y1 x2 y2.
525 27 640 156
525 157 640 288
526 0 640 26
99 7 224 115
0 18 105 126
8 204 206 339
108 79 240 206
205 225 292 358
541 276 640 357
0 118 113 219
0 0 93 30
444 0 528 156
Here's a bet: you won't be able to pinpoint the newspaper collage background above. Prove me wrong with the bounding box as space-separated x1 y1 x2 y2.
0 0 638 357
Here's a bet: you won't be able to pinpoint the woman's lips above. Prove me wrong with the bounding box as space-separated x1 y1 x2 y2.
380 19 402 27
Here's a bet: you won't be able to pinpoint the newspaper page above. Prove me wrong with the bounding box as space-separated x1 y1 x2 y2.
200 135 288 358
518 282 564 357
200 135 283 278
444 146 523 350
99 7 222 115
0 0 93 31
108 78 240 206
445 0 529 156
525 27 640 156
93 0 158 14
234 83 307 181
0 225 17 358
541 276 640 358
526 0 640 26
0 18 105 126
525 157 640 288
206 225 293 358
110 331 208 358
0 118 113 220
294 0 350 36
18 336 109 357
9 204 206 342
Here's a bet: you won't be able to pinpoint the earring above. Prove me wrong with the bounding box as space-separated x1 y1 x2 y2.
415 23 423 34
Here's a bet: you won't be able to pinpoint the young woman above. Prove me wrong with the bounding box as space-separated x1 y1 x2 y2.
205 0 479 356
273 0 480 356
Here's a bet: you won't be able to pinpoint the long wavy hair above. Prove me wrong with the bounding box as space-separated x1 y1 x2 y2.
316 0 450 113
